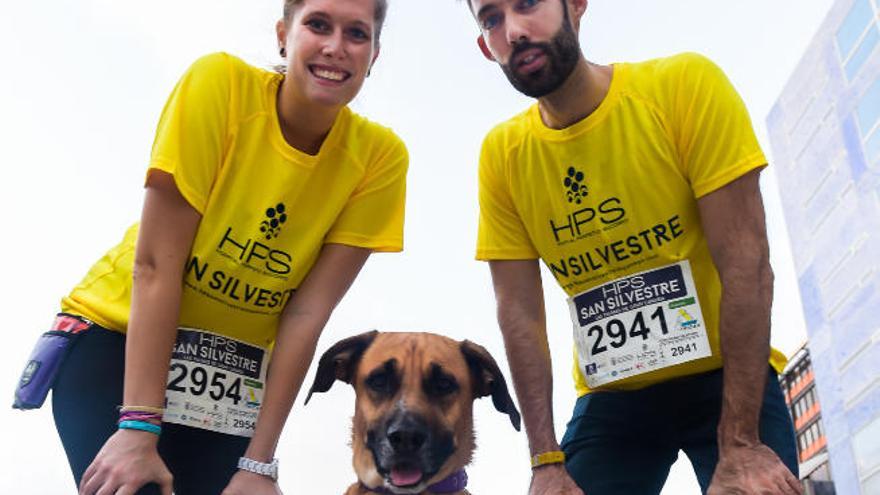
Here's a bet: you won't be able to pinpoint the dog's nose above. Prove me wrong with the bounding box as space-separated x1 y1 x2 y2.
387 417 428 454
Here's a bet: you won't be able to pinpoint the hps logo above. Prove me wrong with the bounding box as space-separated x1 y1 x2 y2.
259 203 288 240
549 166 627 244
564 167 589 204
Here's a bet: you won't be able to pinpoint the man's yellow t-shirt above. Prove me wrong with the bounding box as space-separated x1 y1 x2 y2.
62 53 408 348
476 53 786 396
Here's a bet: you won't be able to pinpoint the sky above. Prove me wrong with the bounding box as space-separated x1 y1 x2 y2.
0 0 837 493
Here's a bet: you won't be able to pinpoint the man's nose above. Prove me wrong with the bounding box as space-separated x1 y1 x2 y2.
505 14 531 46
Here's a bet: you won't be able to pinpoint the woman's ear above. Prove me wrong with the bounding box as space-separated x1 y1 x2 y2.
368 42 381 76
276 19 288 57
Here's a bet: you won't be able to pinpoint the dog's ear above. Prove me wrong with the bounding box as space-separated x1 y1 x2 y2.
460 340 522 431
305 330 378 405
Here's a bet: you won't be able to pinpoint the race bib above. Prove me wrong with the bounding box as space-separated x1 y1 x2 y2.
569 260 711 388
163 328 268 437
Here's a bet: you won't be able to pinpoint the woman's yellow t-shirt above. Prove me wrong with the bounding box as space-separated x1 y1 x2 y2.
62 53 408 348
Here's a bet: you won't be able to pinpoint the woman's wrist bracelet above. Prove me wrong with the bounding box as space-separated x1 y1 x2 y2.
119 405 165 415
118 420 162 436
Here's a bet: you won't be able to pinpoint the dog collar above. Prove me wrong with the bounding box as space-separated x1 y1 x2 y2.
362 470 468 494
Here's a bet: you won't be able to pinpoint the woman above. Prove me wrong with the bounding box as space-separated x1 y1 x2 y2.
46 0 403 493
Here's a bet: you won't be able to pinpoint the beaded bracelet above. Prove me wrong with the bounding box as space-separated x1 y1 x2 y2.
118 420 162 436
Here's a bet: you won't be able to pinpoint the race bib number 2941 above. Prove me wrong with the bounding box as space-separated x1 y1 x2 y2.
569 260 711 388
163 329 267 437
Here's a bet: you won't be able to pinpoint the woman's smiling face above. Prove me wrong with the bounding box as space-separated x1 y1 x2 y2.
278 0 380 108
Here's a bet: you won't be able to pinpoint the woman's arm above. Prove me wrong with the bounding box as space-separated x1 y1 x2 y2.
222 243 371 494
125 171 201 408
80 170 201 495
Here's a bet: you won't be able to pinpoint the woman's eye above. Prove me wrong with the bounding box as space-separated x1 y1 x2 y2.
306 18 330 32
348 28 370 41
519 0 539 9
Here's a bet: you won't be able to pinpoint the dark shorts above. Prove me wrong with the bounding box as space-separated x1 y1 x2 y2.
52 325 249 495
560 367 799 495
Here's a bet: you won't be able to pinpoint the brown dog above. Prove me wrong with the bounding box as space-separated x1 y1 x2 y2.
306 331 521 495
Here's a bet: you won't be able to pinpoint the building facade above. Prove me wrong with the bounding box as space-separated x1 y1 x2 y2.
767 0 880 493
780 344 836 494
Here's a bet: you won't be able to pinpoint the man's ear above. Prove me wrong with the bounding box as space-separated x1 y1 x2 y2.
460 340 522 431
569 0 588 30
305 330 378 404
477 36 496 62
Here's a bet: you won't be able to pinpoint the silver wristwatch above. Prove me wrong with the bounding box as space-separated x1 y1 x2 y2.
237 456 279 481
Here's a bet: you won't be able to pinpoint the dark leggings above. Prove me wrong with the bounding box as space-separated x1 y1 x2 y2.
52 326 250 495
561 367 799 495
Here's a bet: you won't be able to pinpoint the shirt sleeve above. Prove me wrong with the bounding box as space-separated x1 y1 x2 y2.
475 134 539 260
146 53 233 213
324 134 408 252
668 53 767 198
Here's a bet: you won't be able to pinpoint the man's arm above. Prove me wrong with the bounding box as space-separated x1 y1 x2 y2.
698 169 801 495
489 260 583 495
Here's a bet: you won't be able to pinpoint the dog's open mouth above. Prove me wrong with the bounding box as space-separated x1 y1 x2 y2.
389 463 423 487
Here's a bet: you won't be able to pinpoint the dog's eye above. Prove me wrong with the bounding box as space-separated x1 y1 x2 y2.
427 375 459 397
366 372 393 393
435 378 457 394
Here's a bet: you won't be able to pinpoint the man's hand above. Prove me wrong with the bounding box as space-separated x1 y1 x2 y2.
708 443 802 495
529 465 585 495
221 470 283 495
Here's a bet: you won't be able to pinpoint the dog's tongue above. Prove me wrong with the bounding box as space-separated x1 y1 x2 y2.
390 467 423 487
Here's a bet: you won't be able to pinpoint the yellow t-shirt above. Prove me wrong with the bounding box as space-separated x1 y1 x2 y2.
62 53 408 348
476 53 786 396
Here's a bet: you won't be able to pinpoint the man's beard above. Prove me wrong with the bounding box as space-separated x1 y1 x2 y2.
500 21 581 98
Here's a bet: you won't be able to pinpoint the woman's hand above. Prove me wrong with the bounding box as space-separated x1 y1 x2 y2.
221 470 283 495
79 429 172 495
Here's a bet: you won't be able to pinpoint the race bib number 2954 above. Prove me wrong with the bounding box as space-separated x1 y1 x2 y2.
569 260 711 388
163 329 267 437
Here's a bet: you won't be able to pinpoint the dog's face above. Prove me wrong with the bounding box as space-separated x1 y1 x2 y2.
306 331 521 494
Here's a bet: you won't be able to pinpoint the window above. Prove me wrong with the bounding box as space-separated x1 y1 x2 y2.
853 416 880 482
857 77 880 134
864 469 880 494
838 0 875 59
846 24 880 79
865 125 880 163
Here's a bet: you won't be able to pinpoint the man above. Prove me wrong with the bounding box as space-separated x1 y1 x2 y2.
464 0 802 494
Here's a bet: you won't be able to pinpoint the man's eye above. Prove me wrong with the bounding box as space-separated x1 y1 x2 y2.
481 13 502 31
